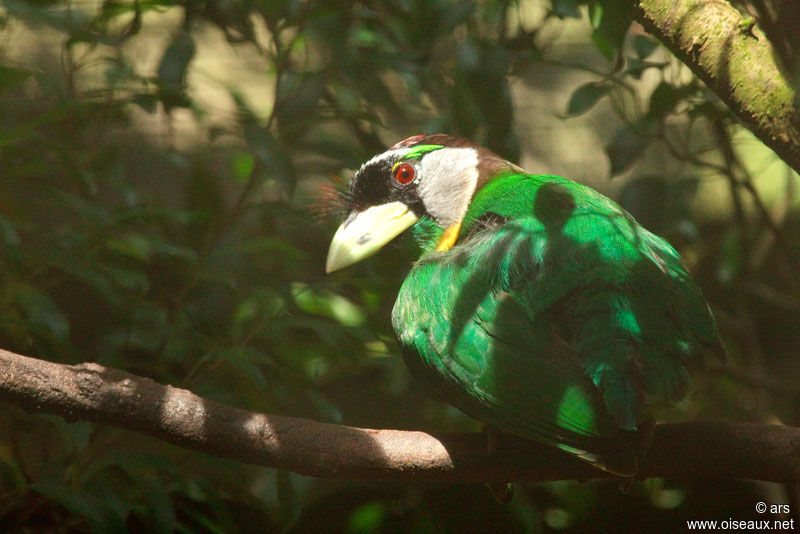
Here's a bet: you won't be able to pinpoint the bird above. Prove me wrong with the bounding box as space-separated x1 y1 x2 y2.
325 134 723 476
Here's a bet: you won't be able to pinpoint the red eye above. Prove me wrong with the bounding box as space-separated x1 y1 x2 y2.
394 164 415 185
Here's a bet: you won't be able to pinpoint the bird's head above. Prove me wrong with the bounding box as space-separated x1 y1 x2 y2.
325 134 519 273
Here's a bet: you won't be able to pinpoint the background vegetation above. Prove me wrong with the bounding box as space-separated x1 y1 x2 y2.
1 0 799 532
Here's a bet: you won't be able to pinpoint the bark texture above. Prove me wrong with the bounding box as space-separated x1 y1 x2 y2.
2 348 800 483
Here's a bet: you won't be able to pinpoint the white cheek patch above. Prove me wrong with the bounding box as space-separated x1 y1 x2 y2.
417 147 479 227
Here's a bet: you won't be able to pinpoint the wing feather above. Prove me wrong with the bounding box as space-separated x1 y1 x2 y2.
392 175 721 474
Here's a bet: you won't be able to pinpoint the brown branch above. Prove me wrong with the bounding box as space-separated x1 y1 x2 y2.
1 347 800 483
633 0 800 175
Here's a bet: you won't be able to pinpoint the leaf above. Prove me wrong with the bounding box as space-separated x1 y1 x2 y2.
102 264 150 294
0 102 70 147
291 282 365 327
351 24 379 47
106 233 153 262
565 81 610 116
243 125 296 193
718 228 742 285
219 236 304 264
12 283 70 342
57 419 93 452
0 66 32 93
233 289 285 333
274 71 325 140
0 211 20 246
304 133 364 167
606 122 651 176
232 152 255 184
211 347 273 392
30 481 126 532
78 451 176 488
276 470 299 523
348 501 387 534
130 471 176 534
588 0 633 60
309 390 343 424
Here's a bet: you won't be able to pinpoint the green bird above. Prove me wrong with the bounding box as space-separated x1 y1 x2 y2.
325 134 723 475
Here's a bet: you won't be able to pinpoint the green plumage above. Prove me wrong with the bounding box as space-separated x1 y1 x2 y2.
326 134 723 475
392 172 721 474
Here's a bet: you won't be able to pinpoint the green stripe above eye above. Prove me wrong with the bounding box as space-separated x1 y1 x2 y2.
402 144 444 160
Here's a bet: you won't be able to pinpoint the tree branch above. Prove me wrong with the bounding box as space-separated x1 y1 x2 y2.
633 0 800 174
1 347 799 483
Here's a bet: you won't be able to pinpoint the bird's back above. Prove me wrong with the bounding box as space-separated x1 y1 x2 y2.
393 172 722 474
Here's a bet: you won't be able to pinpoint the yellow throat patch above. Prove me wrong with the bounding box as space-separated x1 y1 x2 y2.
435 222 461 252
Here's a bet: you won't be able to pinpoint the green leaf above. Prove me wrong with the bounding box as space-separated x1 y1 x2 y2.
233 289 285 333
275 470 300 526
102 264 150 294
30 481 126 532
348 501 386 534
0 443 26 487
58 419 93 452
220 236 304 265
0 211 20 246
351 24 379 47
232 152 255 184
309 390 343 423
78 451 176 489
0 66 32 93
565 81 610 116
243 125 296 193
718 228 742 285
274 71 325 139
130 471 176 534
12 283 70 342
106 233 153 262
0 102 70 147
588 0 633 60
291 282 365 327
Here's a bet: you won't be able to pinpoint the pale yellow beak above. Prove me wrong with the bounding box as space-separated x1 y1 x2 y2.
326 201 419 273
